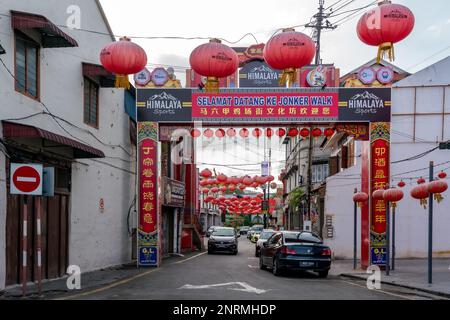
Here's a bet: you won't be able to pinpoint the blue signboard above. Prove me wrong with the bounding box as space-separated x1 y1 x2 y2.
371 247 387 265
139 246 158 266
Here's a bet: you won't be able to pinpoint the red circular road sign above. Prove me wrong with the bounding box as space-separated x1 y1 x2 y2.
12 166 41 193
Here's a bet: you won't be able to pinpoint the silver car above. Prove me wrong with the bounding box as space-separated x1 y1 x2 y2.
255 229 276 257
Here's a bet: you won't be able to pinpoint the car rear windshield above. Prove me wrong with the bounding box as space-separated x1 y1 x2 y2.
284 232 322 244
252 226 263 231
212 229 235 236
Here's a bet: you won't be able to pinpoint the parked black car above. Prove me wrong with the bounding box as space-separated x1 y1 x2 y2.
208 227 239 255
259 231 331 278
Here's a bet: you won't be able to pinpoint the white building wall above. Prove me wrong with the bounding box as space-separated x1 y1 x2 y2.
0 0 135 289
324 58 450 259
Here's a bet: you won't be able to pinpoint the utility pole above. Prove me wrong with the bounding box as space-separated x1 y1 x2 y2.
306 0 337 65
306 127 313 224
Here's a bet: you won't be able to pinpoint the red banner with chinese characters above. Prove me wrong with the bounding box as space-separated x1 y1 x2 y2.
192 91 338 120
370 122 390 266
139 138 158 234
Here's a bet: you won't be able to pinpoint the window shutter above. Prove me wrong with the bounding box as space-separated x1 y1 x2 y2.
341 146 349 169
328 156 339 176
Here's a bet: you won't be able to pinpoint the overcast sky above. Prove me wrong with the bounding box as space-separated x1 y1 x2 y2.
99 0 450 183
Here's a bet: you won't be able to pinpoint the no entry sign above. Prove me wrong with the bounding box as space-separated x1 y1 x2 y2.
10 163 43 195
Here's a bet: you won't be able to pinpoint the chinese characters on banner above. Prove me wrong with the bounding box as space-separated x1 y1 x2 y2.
138 122 159 267
370 122 390 266
192 91 339 121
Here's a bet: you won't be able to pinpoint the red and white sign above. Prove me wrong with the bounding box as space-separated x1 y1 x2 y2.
10 163 43 195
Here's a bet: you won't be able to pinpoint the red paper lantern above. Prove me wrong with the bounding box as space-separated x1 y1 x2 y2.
204 129 214 138
324 128 335 138
372 189 385 201
300 128 310 138
397 180 406 188
252 128 262 138
353 192 369 206
257 193 264 198
243 177 254 186
312 128 322 137
230 177 240 185
202 188 210 194
220 186 228 193
267 175 275 182
211 187 219 193
215 129 225 138
191 128 201 138
189 39 239 92
417 177 426 185
288 128 299 137
411 184 429 208
428 180 448 203
251 182 259 188
239 184 246 191
200 169 212 178
239 128 249 138
438 171 447 179
100 37 147 89
265 128 274 138
357 1 415 63
200 180 209 187
217 174 228 183
276 128 286 137
227 128 237 137
264 28 315 87
383 188 404 207
229 185 236 192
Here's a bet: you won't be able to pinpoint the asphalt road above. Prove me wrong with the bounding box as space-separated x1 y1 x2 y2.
61 237 443 300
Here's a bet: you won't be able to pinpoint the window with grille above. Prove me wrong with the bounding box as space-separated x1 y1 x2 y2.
83 77 99 127
15 32 39 99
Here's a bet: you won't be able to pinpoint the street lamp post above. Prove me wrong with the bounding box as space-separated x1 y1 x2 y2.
428 161 434 284
385 201 390 276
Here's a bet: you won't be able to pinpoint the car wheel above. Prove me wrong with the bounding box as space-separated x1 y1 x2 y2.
255 249 259 257
272 258 282 276
233 250 238 255
259 255 266 270
318 270 329 278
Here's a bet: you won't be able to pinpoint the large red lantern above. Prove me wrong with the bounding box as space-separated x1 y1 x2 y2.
265 128 274 138
411 184 429 209
428 180 448 203
100 37 147 89
264 28 315 87
353 192 369 207
288 128 299 137
191 128 201 138
215 129 225 138
189 39 239 92
438 171 447 179
252 128 262 138
243 177 254 186
227 128 237 137
276 128 286 137
202 188 210 194
217 174 228 183
204 129 214 138
383 188 404 208
324 128 335 138
312 128 322 138
356 1 415 63
239 128 249 138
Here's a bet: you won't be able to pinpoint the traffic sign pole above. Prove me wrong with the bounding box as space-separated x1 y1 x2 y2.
21 195 28 297
36 197 42 296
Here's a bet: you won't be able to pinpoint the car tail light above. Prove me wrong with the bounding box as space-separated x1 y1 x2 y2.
281 246 297 255
321 248 332 256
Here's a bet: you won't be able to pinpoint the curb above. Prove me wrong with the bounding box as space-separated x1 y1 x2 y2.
340 273 450 299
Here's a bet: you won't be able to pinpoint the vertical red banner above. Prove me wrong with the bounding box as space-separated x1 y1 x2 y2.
137 122 159 267
370 122 390 266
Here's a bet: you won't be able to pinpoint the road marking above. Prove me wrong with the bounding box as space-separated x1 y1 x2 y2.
179 282 267 294
341 280 417 300
174 252 207 264
56 252 206 300
248 265 259 269
55 268 160 300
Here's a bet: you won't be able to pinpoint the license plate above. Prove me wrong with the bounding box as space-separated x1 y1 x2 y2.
299 261 315 267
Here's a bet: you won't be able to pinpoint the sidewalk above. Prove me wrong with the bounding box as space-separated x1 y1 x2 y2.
333 258 450 298
0 252 198 300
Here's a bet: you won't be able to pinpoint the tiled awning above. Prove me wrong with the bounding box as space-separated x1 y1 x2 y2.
2 121 104 159
11 10 78 48
82 62 115 88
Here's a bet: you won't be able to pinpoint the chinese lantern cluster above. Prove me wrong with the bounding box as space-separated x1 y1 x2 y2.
191 127 335 139
357 0 415 63
203 194 276 216
199 170 276 193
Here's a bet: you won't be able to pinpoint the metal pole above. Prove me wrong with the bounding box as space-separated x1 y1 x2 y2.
392 205 396 271
386 201 390 276
36 197 42 296
353 195 357 270
21 195 28 297
428 161 434 284
306 128 313 221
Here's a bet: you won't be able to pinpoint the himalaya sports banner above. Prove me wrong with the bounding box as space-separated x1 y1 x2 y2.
136 88 391 123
